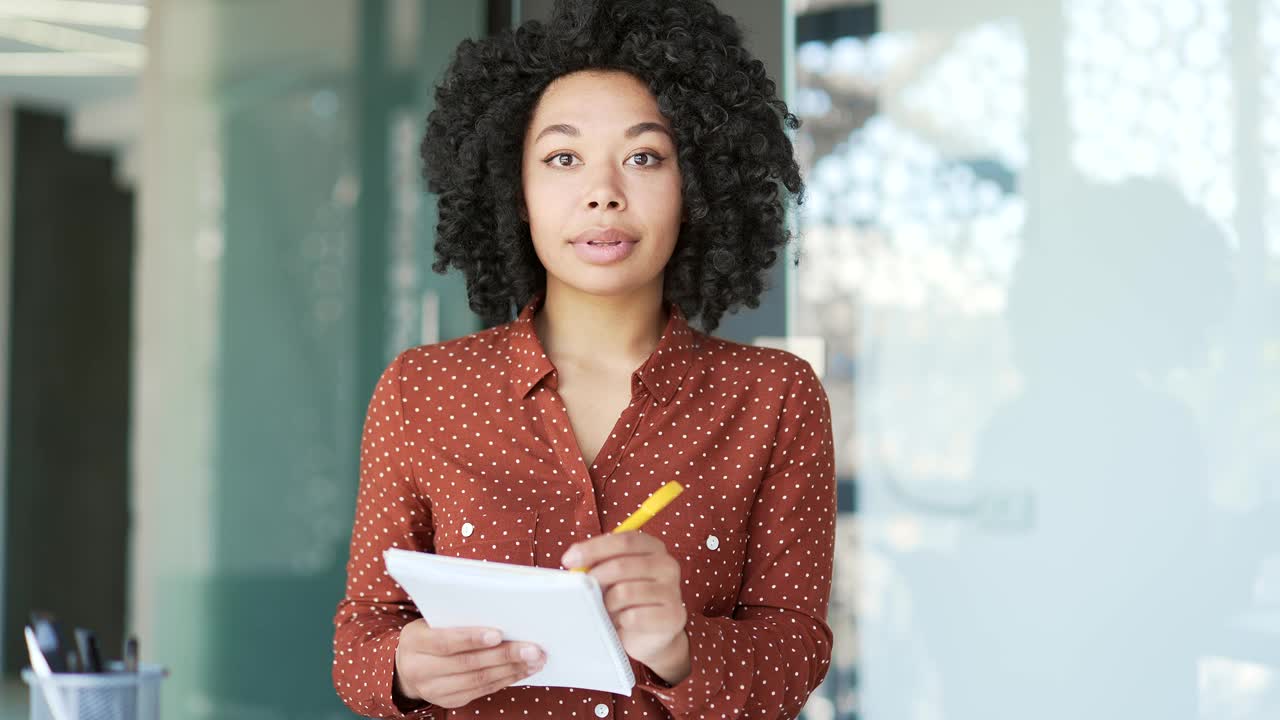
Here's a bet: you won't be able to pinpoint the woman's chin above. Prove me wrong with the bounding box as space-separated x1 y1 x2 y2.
547 271 661 300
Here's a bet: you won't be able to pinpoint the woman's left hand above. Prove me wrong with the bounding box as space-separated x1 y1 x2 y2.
561 532 691 684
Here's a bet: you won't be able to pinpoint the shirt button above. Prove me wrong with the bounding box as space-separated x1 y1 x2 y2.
594 703 610 718
461 522 475 538
706 535 720 551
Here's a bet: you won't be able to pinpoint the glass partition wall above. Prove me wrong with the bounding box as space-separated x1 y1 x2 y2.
790 1 1280 719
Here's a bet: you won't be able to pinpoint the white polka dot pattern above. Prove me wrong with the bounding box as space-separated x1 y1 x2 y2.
332 293 837 719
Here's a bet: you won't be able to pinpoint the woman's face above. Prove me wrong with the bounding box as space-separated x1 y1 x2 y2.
521 70 683 299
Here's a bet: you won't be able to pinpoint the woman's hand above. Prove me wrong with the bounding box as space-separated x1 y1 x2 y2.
394 619 545 709
561 532 692 684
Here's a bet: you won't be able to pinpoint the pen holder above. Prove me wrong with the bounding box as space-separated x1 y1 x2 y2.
21 663 167 720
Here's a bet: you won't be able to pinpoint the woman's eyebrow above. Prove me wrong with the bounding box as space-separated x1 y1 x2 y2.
533 121 673 143
534 123 578 142
624 121 673 140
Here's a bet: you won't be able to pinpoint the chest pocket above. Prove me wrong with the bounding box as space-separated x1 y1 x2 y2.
434 509 537 567
696 527 748 614
643 512 749 615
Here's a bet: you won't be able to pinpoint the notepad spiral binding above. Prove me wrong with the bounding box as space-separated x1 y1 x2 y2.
606 624 633 685
585 577 636 689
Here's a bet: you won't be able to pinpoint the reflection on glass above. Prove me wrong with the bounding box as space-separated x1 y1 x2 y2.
1266 0 1280 258
897 21 1028 170
793 13 1030 720
791 1 1280 718
953 179 1231 720
1066 0 1236 237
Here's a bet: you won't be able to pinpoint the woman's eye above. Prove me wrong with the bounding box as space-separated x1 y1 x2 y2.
628 152 663 167
545 152 664 168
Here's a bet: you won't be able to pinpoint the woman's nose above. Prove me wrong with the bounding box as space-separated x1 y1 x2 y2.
584 169 626 211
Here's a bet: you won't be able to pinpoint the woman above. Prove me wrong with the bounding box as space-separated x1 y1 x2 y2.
333 1 836 717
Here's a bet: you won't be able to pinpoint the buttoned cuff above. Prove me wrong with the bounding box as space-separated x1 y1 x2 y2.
635 614 745 718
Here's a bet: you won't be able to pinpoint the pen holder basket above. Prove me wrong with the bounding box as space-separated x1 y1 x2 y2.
21 664 167 720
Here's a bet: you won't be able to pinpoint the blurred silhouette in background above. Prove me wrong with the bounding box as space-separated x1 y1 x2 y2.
924 178 1235 720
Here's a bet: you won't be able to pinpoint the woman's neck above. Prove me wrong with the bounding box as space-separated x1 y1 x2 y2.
533 280 668 374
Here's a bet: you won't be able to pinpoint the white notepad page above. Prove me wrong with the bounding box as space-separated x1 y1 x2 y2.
383 548 636 695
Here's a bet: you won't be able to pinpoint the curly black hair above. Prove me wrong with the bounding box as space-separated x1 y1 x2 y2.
420 0 805 332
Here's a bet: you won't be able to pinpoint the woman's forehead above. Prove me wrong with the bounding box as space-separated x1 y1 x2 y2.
528 70 670 136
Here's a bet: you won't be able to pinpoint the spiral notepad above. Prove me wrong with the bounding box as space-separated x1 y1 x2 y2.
383 548 635 695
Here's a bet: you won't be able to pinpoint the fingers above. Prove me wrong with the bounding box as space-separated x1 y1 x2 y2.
561 531 664 570
613 605 682 632
397 623 547 709
407 625 543 669
603 579 672 615
430 661 529 707
589 552 681 588
413 624 503 656
428 661 541 709
448 641 545 673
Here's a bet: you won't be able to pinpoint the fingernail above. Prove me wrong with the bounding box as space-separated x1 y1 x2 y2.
520 646 539 662
483 631 501 646
562 548 581 567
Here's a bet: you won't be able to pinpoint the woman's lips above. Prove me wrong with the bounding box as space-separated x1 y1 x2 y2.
571 239 638 264
570 228 638 265
572 227 638 244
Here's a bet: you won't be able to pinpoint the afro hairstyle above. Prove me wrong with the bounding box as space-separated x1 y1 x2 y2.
420 0 805 331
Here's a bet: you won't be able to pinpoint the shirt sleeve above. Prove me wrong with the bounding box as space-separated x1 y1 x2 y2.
636 359 837 719
332 353 440 719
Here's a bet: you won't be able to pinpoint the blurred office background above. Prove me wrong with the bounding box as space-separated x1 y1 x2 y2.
0 0 1276 718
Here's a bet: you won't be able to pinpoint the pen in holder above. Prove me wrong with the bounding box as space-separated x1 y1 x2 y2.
22 628 166 720
21 663 167 720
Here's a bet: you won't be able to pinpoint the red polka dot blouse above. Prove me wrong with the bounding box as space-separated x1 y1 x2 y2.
333 293 836 719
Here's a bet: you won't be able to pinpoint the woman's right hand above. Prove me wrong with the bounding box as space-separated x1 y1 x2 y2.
394 619 546 709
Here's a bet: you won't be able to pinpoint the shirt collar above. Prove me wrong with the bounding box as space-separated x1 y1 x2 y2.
505 292 696 405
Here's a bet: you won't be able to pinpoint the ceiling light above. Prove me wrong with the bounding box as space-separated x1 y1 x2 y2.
0 0 147 31
0 51 141 75
0 15 142 58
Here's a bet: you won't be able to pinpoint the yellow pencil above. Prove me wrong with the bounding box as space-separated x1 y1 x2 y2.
570 481 684 572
